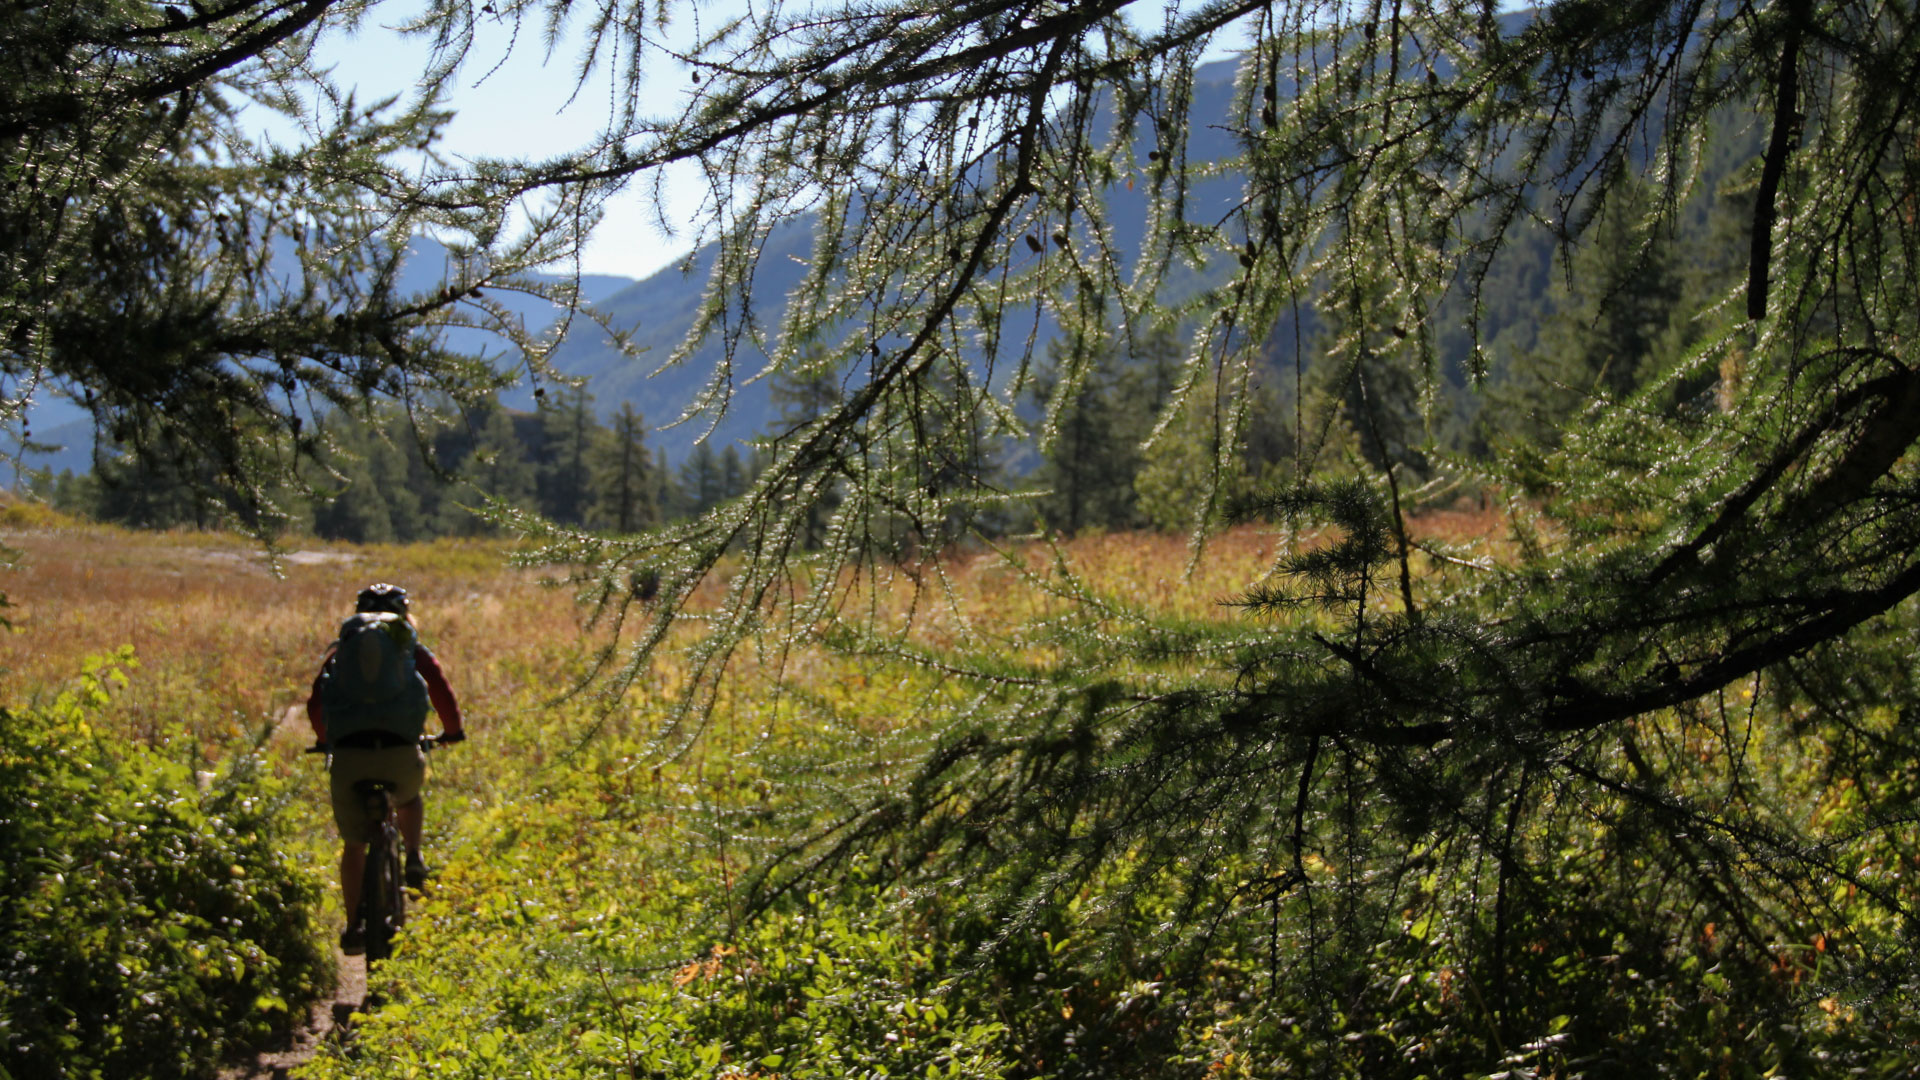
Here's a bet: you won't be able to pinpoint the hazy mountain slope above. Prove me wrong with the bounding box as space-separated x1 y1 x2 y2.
543 220 818 462
12 243 638 482
551 58 1249 465
27 15 1642 484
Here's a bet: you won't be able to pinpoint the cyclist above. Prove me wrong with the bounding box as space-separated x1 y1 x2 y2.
306 582 466 955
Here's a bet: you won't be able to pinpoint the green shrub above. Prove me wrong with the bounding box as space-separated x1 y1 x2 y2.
0 649 332 1080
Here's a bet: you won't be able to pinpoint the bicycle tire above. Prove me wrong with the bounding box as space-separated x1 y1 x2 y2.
382 824 407 932
363 836 392 963
365 823 407 962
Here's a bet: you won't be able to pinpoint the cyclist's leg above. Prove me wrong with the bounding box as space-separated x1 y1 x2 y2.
396 795 423 855
330 754 379 920
396 794 430 885
341 841 367 917
382 746 429 882
333 745 428 895
330 753 385 953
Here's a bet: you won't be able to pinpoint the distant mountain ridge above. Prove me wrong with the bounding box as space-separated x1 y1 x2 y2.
13 247 639 480
14 53 1258 480
30 28 1602 481
542 55 1250 465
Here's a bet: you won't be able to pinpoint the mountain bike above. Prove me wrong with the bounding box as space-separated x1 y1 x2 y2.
309 735 451 963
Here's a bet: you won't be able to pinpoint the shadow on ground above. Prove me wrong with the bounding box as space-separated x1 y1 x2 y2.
219 948 368 1079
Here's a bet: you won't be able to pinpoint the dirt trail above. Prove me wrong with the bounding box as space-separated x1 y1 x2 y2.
221 949 367 1080
221 706 371 1079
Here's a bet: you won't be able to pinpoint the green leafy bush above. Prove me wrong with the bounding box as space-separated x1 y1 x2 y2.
0 649 332 1080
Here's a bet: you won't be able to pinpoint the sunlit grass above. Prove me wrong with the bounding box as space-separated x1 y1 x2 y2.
14 504 1899 1077
0 508 1513 986
3 506 1516 742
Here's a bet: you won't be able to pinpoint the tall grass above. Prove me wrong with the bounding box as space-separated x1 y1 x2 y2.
4 509 1541 1080
3 527 584 737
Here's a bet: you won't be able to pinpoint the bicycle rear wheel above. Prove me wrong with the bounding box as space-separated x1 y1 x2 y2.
364 824 407 962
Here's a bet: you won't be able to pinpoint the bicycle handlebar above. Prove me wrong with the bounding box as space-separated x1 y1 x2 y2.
306 733 462 755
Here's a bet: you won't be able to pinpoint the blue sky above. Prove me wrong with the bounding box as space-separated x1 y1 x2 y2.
300 0 1244 282
299 3 718 282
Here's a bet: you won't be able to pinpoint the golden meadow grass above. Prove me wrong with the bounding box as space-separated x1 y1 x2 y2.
3 502 1514 741
2 506 1509 886
1 500 1518 1066
11 502 1892 1078
2 525 570 742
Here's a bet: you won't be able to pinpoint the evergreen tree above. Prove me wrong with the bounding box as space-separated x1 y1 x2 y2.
41 470 96 518
649 452 691 523
0 0 609 522
1132 378 1219 534
1557 173 1683 402
537 386 599 526
309 427 393 543
764 356 846 548
462 404 538 532
1488 171 1686 449
1031 335 1145 535
504 4 1920 1057
307 411 423 543
89 446 215 530
588 403 658 533
1240 364 1296 488
83 418 295 531
16 0 1920 1058
1304 257 1434 481
718 445 751 503
678 443 727 517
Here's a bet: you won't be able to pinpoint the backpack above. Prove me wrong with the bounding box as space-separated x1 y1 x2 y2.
318 612 431 743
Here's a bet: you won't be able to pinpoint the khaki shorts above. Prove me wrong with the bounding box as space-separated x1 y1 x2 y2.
329 745 426 844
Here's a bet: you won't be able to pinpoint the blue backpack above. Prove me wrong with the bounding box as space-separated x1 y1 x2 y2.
319 612 431 742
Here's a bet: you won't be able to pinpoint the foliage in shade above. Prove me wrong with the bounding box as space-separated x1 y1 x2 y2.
505 3 1920 1065
505 1 1920 1020
512 0 1920 763
0 0 639 524
0 650 331 1080
12 523 1920 1075
278 547 1920 1074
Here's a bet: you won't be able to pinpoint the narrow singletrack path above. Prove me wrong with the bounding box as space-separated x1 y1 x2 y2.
220 946 367 1080
221 705 376 1079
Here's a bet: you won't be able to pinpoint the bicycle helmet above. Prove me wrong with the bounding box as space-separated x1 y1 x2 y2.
355 582 410 616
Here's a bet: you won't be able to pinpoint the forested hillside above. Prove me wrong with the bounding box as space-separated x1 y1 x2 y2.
8 243 637 483
28 96 1758 543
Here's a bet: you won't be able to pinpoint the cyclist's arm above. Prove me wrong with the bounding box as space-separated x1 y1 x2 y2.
415 647 464 739
306 647 334 744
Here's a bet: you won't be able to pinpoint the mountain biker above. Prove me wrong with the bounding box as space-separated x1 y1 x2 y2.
306 582 466 955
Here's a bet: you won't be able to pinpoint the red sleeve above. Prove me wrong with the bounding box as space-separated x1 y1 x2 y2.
415 646 464 737
306 648 332 743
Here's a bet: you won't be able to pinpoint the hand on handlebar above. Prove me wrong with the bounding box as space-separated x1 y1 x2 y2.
436 730 466 745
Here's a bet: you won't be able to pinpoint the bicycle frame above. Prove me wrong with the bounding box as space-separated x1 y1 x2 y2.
354 779 408 963
310 736 446 965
